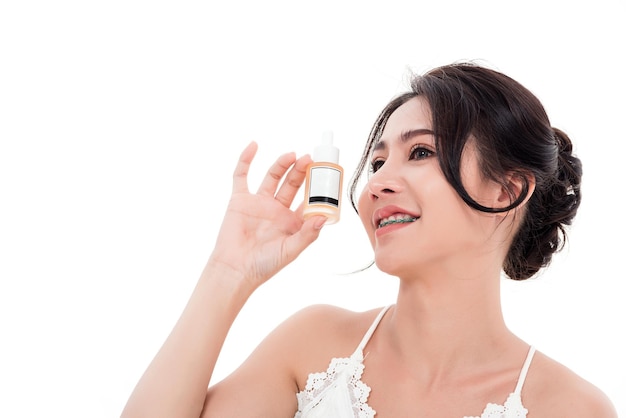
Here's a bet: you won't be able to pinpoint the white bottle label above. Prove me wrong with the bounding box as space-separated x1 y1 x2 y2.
308 166 341 207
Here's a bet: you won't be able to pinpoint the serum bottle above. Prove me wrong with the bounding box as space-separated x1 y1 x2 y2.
303 131 343 224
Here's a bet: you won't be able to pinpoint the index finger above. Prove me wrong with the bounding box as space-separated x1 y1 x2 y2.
232 141 258 194
273 154 312 207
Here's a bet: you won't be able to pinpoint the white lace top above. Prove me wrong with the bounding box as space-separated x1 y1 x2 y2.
294 306 536 418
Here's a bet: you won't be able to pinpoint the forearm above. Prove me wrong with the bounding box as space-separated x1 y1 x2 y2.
121 262 253 418
121 144 321 417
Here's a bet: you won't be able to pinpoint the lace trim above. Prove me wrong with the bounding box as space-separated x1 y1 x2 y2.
295 355 376 418
463 392 528 418
296 359 527 418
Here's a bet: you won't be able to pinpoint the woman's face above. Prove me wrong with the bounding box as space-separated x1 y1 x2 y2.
357 97 505 279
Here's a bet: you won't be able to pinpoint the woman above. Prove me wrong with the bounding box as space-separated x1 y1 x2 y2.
121 62 617 417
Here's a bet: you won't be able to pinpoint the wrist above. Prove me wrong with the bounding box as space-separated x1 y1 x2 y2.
201 257 258 299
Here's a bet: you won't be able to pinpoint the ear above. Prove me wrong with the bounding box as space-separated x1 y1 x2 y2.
496 170 536 211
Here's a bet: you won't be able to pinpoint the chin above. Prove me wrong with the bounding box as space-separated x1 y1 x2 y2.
374 253 412 278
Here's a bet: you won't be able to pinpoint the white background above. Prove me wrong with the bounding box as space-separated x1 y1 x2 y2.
1 1 624 416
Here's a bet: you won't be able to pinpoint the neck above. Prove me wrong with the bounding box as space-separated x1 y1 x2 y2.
383 267 516 384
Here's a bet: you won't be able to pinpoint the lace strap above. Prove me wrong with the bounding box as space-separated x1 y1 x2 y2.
514 345 536 395
354 305 392 356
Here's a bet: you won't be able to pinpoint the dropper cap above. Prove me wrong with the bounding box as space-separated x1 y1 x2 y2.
312 130 339 163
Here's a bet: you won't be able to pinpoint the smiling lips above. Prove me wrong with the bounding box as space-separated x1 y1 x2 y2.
374 206 421 230
378 214 418 228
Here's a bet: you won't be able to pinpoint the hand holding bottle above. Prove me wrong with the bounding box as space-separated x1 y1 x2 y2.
206 141 327 292
122 137 343 418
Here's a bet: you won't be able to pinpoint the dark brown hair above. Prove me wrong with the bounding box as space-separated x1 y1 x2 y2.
348 62 582 280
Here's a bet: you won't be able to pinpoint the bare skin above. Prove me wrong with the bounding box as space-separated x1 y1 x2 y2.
121 143 327 418
122 99 617 418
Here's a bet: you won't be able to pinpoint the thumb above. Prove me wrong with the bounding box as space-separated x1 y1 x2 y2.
283 216 327 262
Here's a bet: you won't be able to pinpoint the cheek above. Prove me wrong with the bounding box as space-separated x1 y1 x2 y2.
422 178 460 209
423 181 479 231
432 188 495 246
357 190 376 245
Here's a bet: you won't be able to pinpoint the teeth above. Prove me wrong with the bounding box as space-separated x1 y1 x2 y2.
378 214 418 228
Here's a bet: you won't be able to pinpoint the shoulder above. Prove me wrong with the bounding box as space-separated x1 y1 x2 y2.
275 304 385 354
234 304 384 366
281 304 383 334
203 305 385 415
525 350 617 417
271 304 387 387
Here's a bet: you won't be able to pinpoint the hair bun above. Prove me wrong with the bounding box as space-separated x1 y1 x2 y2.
504 128 583 280
555 127 583 183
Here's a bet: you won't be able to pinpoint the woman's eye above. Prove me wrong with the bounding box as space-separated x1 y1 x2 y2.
370 146 434 173
370 159 384 173
410 146 434 160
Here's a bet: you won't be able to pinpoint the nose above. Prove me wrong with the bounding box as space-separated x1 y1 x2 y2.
366 165 404 201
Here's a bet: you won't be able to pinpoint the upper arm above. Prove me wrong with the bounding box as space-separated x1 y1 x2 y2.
199 304 353 418
566 381 618 418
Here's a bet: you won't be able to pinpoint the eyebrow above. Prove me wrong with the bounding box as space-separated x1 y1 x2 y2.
373 128 435 152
